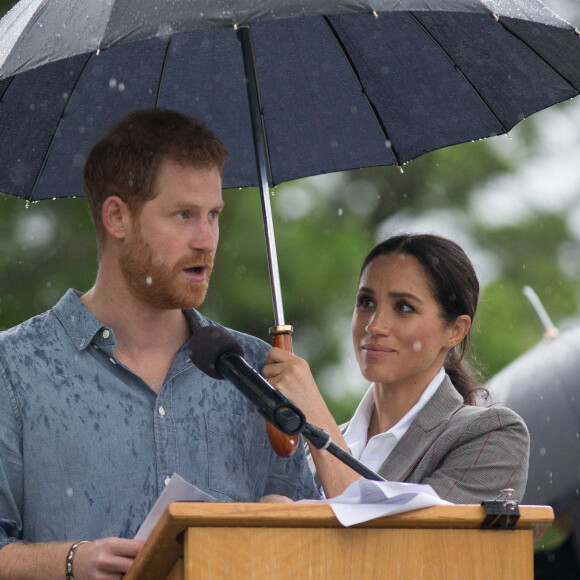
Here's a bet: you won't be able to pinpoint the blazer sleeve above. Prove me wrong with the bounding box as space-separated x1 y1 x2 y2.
417 406 530 504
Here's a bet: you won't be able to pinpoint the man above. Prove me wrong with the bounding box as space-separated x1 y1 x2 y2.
0 109 318 579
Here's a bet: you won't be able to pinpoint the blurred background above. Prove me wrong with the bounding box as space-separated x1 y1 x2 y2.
1 0 580 573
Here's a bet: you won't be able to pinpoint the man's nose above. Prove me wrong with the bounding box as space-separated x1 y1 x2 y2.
190 218 218 253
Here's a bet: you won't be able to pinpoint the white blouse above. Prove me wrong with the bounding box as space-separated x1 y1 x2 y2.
343 367 445 473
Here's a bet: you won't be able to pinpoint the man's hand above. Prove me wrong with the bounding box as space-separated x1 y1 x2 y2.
72 538 144 580
0 537 144 580
259 494 294 503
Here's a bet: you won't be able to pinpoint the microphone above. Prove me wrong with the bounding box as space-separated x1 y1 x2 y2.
188 325 385 482
187 325 305 435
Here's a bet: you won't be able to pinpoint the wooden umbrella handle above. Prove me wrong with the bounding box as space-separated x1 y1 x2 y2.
266 325 300 457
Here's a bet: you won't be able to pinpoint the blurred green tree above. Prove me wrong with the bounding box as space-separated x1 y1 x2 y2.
1 0 580 415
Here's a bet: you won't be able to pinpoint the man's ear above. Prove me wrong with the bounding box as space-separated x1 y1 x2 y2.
447 315 471 349
101 196 131 240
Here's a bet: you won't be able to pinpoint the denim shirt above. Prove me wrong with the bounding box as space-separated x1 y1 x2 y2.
0 289 318 548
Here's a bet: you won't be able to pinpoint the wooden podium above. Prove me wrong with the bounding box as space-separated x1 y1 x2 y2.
124 502 553 580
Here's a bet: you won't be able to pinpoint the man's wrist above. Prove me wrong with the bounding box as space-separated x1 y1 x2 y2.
65 540 90 580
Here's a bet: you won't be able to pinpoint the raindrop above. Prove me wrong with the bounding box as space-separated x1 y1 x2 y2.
118 83 125 92
539 447 547 456
412 341 422 352
73 153 85 168
146 277 152 286
66 488 73 497
338 208 343 216
545 416 551 423
109 78 117 89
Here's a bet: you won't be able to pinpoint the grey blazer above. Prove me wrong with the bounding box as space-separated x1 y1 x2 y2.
335 376 530 504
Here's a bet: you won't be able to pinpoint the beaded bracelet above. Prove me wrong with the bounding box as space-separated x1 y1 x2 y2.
65 540 90 580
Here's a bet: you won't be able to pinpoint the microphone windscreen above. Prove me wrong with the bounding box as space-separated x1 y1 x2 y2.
187 325 245 380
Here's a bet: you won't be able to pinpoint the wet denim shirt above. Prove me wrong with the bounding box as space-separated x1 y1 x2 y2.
0 289 319 548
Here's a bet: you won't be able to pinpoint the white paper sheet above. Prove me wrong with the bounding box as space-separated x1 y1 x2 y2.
135 474 450 540
134 473 215 541
306 479 452 526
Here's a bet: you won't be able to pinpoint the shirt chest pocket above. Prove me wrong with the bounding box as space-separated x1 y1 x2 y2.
205 410 271 501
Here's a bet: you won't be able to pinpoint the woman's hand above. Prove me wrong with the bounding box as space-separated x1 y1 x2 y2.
263 347 328 425
263 348 360 498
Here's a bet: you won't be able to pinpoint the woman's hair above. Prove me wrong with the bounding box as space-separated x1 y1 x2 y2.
361 233 487 405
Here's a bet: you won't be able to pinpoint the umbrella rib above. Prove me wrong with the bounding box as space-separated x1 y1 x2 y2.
155 37 173 108
407 12 509 136
322 15 402 168
0 75 16 101
27 53 95 203
491 15 580 95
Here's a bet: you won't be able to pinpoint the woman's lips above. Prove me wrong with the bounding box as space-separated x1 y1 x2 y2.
361 344 396 358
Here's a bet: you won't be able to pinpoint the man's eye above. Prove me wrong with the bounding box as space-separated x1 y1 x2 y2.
209 210 221 220
177 211 189 219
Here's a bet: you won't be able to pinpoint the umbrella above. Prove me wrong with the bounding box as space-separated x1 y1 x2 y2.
487 325 580 514
2 0 580 325
2 0 580 454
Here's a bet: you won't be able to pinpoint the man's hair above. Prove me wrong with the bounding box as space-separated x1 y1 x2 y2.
83 108 228 252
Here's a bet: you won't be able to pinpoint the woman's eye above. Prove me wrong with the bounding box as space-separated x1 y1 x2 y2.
356 295 374 308
395 301 414 313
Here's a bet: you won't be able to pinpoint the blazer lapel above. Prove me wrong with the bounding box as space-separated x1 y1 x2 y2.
377 376 463 482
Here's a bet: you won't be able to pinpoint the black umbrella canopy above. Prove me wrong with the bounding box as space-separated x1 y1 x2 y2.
1 0 580 202
488 326 580 513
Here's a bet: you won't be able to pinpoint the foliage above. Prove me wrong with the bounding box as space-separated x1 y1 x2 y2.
2 0 580 420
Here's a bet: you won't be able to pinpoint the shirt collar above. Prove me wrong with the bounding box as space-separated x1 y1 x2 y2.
344 367 446 448
52 289 110 351
53 289 209 353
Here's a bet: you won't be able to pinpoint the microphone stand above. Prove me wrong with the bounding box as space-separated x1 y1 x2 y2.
301 422 386 483
250 380 385 483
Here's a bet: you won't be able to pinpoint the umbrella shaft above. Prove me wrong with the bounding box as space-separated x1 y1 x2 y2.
238 26 285 327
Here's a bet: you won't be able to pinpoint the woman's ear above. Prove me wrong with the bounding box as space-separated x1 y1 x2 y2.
448 315 471 348
101 196 130 240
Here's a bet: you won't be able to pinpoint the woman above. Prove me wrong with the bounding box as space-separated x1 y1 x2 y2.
263 234 529 503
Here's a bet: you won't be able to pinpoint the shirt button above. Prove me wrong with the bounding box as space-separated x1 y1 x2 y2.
102 329 110 339
92 344 100 350
164 476 171 486
158 406 166 417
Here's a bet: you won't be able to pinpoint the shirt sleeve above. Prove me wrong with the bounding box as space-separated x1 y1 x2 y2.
0 362 24 550
419 407 530 504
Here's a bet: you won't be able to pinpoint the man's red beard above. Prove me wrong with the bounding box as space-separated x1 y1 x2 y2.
120 226 214 310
